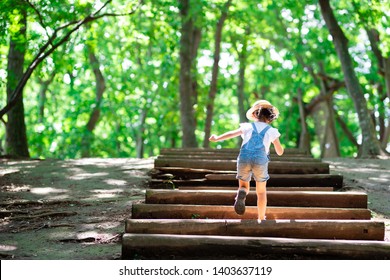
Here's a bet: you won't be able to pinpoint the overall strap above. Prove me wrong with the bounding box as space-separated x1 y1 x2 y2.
251 122 258 133
252 123 271 135
259 125 271 136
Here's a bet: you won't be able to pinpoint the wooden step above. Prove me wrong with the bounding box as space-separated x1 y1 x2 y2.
160 147 311 155
157 154 321 162
149 174 343 188
131 204 372 220
149 180 336 191
205 173 343 187
154 159 330 174
178 186 335 192
124 219 384 240
145 189 367 208
122 233 390 260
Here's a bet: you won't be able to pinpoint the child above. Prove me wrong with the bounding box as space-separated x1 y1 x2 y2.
209 100 284 221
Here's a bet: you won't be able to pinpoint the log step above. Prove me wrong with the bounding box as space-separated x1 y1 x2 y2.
124 219 385 241
149 180 336 191
157 154 320 162
122 233 390 260
154 159 330 174
160 147 310 155
145 189 367 208
178 186 335 192
205 173 343 187
149 174 343 188
131 204 372 220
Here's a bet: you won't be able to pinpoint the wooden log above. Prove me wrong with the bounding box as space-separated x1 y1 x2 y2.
145 190 367 208
156 154 320 162
124 219 385 241
205 174 343 187
160 147 311 155
154 159 330 174
149 174 343 188
178 186 335 192
122 233 390 260
131 204 372 220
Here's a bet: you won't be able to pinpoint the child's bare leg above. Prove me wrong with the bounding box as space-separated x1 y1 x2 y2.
234 180 250 215
238 179 250 193
256 181 267 220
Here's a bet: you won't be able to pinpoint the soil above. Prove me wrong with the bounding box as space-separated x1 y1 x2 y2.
0 157 389 260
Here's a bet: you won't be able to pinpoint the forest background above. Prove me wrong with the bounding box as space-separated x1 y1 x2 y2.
1 0 389 160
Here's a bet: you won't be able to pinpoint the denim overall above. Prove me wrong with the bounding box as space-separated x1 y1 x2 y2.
236 123 271 182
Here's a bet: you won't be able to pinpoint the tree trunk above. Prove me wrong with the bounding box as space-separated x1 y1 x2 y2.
37 73 56 123
5 5 29 158
191 27 202 127
318 66 340 157
203 0 232 148
319 0 385 158
297 89 311 154
381 58 390 150
178 0 198 148
236 27 250 124
365 28 390 151
136 108 147 158
334 110 359 148
81 46 106 157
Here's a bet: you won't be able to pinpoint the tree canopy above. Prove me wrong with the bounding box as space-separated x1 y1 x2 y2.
1 0 389 159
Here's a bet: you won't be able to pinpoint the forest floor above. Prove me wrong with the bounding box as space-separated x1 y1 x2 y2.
0 157 389 260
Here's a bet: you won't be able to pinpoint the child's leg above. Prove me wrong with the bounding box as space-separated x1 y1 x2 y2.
238 179 250 193
255 181 267 220
234 179 250 215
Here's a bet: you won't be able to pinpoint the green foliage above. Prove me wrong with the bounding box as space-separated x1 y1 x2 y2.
0 0 388 158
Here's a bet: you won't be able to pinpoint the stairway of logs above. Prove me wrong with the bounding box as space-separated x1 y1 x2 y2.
122 148 390 259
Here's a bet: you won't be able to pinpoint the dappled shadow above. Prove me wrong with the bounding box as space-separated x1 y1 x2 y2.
0 158 153 259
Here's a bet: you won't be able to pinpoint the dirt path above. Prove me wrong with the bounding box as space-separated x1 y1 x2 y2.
0 157 389 259
0 158 153 260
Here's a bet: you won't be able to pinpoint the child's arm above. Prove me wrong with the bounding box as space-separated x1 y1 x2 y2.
209 128 242 142
272 138 284 156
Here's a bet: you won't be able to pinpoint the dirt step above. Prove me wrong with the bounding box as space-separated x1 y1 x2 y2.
122 233 390 260
131 204 372 220
154 159 330 174
124 219 384 240
145 189 367 208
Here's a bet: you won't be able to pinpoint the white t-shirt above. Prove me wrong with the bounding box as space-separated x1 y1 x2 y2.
239 122 281 154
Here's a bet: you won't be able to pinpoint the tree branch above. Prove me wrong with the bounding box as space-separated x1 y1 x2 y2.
0 0 142 118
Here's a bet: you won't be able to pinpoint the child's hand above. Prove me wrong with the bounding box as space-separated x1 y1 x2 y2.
209 135 218 142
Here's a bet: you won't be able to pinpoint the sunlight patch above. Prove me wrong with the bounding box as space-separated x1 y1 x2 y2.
0 244 17 252
103 179 127 186
30 187 68 195
69 172 109 180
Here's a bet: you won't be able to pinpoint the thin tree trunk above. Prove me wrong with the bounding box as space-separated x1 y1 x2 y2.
381 57 390 149
179 0 197 148
81 46 106 157
136 108 147 158
203 0 232 148
37 73 56 123
191 27 202 120
318 65 340 157
334 111 359 148
297 88 311 154
236 27 250 124
5 5 29 158
319 0 385 157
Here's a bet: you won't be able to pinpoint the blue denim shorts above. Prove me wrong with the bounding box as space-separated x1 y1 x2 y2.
236 157 269 182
